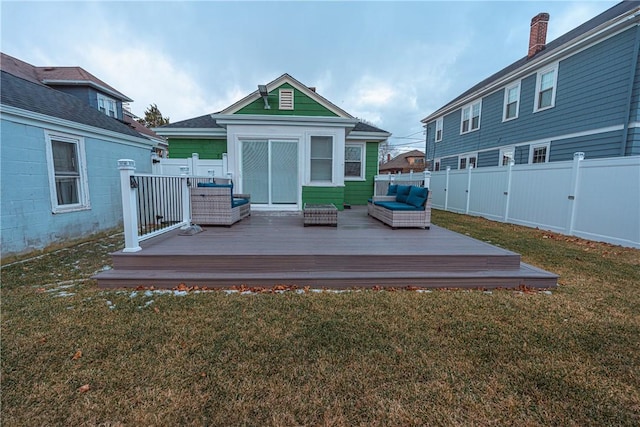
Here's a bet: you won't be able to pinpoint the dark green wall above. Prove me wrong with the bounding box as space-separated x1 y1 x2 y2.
344 142 380 205
236 83 339 117
168 138 227 159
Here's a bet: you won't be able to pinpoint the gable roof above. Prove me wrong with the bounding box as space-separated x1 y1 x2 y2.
421 0 640 123
221 73 354 118
1 70 143 139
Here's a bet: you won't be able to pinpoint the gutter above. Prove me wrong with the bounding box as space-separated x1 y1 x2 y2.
620 21 640 155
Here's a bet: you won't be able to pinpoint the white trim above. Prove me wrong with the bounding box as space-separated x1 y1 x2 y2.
44 130 91 213
460 100 481 134
500 146 515 166
458 151 478 169
0 105 155 149
97 93 117 117
154 127 228 138
533 63 558 112
502 81 520 122
435 117 443 142
434 158 442 172
41 79 133 102
628 121 640 128
344 142 366 181
421 12 640 123
346 130 391 140
308 133 336 185
529 142 551 164
211 113 359 129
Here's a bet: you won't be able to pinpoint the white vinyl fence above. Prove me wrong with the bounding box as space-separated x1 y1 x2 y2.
152 153 229 179
429 153 640 249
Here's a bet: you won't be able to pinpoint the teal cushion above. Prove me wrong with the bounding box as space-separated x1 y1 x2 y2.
232 198 249 207
197 182 232 189
387 184 398 196
395 185 411 203
375 201 424 211
406 186 428 208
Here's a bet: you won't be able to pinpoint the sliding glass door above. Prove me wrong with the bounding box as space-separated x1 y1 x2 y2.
241 140 298 206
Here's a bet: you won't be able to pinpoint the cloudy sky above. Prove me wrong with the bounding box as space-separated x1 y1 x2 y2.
1 0 619 150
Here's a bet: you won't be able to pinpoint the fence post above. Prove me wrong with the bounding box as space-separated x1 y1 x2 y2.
503 160 514 222
566 152 585 235
465 165 473 214
191 153 199 175
423 170 431 189
222 153 228 177
181 176 191 225
444 166 450 211
118 159 141 253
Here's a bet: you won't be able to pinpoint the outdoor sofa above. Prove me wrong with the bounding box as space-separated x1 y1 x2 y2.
367 184 431 229
190 182 250 226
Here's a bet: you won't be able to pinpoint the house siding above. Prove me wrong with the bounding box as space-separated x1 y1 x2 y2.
344 141 379 205
1 120 152 259
167 138 227 159
302 186 345 210
426 26 639 167
236 83 339 117
478 150 499 168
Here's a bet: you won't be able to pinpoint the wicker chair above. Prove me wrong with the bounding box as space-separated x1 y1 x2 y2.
367 184 432 229
190 184 250 226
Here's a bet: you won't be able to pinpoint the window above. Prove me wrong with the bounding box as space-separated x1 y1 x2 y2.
435 117 443 142
434 159 441 172
460 101 481 134
534 65 557 111
503 82 520 121
530 143 550 164
310 136 333 181
459 153 477 170
345 143 365 180
97 93 116 117
500 147 515 166
44 131 90 213
279 89 294 110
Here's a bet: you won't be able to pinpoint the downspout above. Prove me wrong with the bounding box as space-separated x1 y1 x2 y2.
424 124 431 171
620 21 640 156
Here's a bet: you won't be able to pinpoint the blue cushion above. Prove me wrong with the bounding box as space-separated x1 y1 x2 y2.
406 186 428 208
197 182 232 188
395 185 411 203
374 201 424 211
387 184 398 196
232 198 249 207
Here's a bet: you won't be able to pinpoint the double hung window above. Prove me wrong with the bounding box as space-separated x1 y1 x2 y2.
461 101 481 134
344 143 365 180
45 131 90 212
503 83 520 121
535 65 558 111
310 136 333 182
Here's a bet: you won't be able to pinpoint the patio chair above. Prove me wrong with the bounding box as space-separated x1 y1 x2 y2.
190 182 250 226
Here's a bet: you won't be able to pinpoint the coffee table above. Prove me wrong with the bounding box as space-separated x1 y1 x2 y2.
303 203 338 227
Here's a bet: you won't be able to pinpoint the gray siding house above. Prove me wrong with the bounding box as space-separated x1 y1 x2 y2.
422 1 640 171
0 53 157 259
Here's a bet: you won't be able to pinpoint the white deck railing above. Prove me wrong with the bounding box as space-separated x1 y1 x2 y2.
373 170 431 196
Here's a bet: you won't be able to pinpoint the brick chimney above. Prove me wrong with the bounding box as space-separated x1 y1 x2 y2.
528 13 550 58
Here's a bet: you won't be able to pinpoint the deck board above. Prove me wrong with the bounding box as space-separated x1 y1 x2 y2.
95 207 558 289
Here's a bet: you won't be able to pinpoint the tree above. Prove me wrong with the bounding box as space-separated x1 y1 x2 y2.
138 103 169 127
378 141 398 164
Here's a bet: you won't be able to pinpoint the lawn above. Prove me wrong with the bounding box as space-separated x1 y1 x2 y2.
1 210 639 426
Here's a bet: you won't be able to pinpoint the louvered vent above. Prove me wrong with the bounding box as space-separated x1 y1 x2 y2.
279 89 294 110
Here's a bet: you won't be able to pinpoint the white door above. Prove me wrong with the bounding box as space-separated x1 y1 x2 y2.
241 140 298 206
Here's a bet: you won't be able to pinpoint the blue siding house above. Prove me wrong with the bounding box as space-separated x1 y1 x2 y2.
422 1 640 171
0 53 157 260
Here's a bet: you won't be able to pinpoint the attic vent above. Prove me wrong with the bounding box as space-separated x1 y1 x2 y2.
279 89 294 110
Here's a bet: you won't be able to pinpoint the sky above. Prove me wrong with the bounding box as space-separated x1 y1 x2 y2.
1 0 620 151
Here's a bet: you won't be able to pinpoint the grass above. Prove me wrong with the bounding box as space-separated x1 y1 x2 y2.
1 210 639 426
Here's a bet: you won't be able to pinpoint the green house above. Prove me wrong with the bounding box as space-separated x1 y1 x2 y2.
155 74 390 211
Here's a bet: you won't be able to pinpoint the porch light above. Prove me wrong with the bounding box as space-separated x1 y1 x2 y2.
258 84 270 109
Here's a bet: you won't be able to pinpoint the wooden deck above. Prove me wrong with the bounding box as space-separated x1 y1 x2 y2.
94 207 558 289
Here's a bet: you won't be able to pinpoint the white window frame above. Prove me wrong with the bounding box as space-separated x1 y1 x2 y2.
344 142 366 181
309 135 334 184
503 82 520 122
97 93 117 117
279 89 294 110
44 130 91 213
533 64 558 112
435 117 443 142
529 142 550 164
434 158 441 172
500 147 515 166
460 100 481 134
459 152 478 170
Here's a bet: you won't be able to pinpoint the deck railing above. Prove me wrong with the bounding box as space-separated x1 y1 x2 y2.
118 159 220 252
373 170 431 196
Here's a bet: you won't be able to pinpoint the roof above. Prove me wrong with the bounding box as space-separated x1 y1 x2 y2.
1 70 143 139
161 113 222 129
422 1 640 123
0 52 133 101
123 111 167 145
379 150 425 172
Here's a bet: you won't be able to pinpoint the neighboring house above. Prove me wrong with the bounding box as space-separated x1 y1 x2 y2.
422 1 640 172
123 108 168 159
379 150 426 174
0 53 157 259
156 73 391 210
